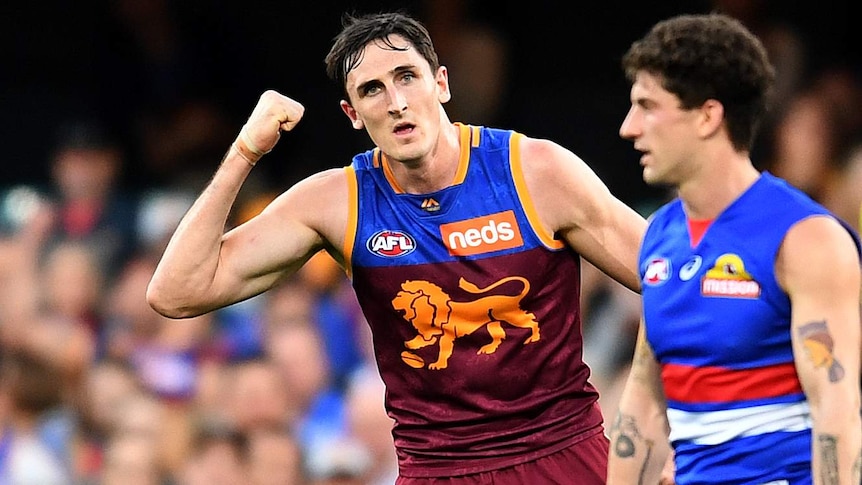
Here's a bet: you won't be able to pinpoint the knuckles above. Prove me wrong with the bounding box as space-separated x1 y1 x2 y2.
256 90 304 124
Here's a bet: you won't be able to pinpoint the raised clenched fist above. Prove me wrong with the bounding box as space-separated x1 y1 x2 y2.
233 90 305 165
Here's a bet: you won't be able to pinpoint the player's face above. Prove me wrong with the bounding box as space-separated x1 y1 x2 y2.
340 35 451 165
619 71 702 187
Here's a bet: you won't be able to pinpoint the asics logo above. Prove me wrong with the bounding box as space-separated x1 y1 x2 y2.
679 256 702 281
439 210 523 256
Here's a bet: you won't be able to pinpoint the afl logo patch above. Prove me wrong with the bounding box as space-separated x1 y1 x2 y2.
367 230 417 258
643 257 671 286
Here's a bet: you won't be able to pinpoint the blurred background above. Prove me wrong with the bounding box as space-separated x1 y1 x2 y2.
0 1 858 484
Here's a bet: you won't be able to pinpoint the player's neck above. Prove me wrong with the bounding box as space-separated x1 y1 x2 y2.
385 122 461 194
678 155 760 220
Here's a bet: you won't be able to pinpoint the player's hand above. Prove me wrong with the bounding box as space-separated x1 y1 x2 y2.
234 90 305 165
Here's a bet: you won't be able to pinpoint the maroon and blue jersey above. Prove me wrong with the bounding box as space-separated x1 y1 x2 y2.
640 172 860 485
342 124 603 477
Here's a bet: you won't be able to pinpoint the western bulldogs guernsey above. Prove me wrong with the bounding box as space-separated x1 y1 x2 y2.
640 173 860 485
344 124 603 477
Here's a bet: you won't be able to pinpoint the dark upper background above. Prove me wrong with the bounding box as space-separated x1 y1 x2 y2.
1 0 856 208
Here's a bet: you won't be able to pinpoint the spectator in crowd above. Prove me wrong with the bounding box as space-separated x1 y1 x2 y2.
0 351 74 485
74 359 143 482
263 321 349 462
100 434 163 485
177 417 249 485
342 365 398 485
297 252 365 391
46 118 140 281
0 197 97 380
246 427 307 485
222 359 292 436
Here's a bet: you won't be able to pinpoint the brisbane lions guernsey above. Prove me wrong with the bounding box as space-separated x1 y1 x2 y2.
640 172 860 484
343 124 603 477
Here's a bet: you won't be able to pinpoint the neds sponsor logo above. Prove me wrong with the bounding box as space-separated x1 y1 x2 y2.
439 210 523 256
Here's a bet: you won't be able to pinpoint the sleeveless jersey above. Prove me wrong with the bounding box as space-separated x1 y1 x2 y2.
344 124 602 477
640 172 860 485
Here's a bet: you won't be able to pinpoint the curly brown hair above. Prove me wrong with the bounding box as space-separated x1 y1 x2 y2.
622 13 775 152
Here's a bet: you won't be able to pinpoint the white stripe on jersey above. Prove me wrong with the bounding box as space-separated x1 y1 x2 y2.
668 401 811 445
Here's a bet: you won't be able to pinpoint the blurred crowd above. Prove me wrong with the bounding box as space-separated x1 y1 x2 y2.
0 142 398 483
0 0 859 484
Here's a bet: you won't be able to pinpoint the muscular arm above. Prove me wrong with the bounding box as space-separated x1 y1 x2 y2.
147 91 347 318
607 322 672 484
778 216 861 485
519 137 647 293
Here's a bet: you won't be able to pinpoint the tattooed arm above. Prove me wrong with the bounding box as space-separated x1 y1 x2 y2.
607 321 673 485
778 216 862 485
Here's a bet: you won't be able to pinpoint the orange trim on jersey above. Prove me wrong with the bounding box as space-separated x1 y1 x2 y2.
510 133 564 249
342 166 358 279
381 153 406 194
470 125 481 148
372 149 381 168
452 123 472 185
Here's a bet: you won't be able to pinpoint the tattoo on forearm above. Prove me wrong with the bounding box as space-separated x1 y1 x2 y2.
798 320 845 382
610 413 637 458
817 434 839 485
610 413 653 485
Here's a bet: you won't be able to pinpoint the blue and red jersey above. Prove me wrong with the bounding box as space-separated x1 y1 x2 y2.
640 172 860 485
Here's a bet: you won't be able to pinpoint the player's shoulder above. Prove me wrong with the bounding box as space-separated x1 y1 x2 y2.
516 135 586 176
785 215 860 259
516 134 604 198
296 167 349 190
777 214 861 296
277 167 350 214
518 134 567 159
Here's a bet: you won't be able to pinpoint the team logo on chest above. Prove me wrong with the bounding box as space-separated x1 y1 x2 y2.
701 253 761 298
393 276 539 370
367 230 417 258
643 256 671 286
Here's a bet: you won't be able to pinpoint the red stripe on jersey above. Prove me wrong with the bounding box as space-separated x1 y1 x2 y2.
661 361 802 403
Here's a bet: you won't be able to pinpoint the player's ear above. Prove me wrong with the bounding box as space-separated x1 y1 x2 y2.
436 66 451 104
340 100 364 130
697 99 724 139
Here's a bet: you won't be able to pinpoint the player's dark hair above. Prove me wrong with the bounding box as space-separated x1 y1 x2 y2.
325 11 439 100
622 13 775 151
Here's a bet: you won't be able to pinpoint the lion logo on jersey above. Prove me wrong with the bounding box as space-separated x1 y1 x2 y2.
391 276 539 370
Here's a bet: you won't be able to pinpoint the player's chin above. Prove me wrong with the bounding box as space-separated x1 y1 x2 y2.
388 144 426 164
642 168 659 185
